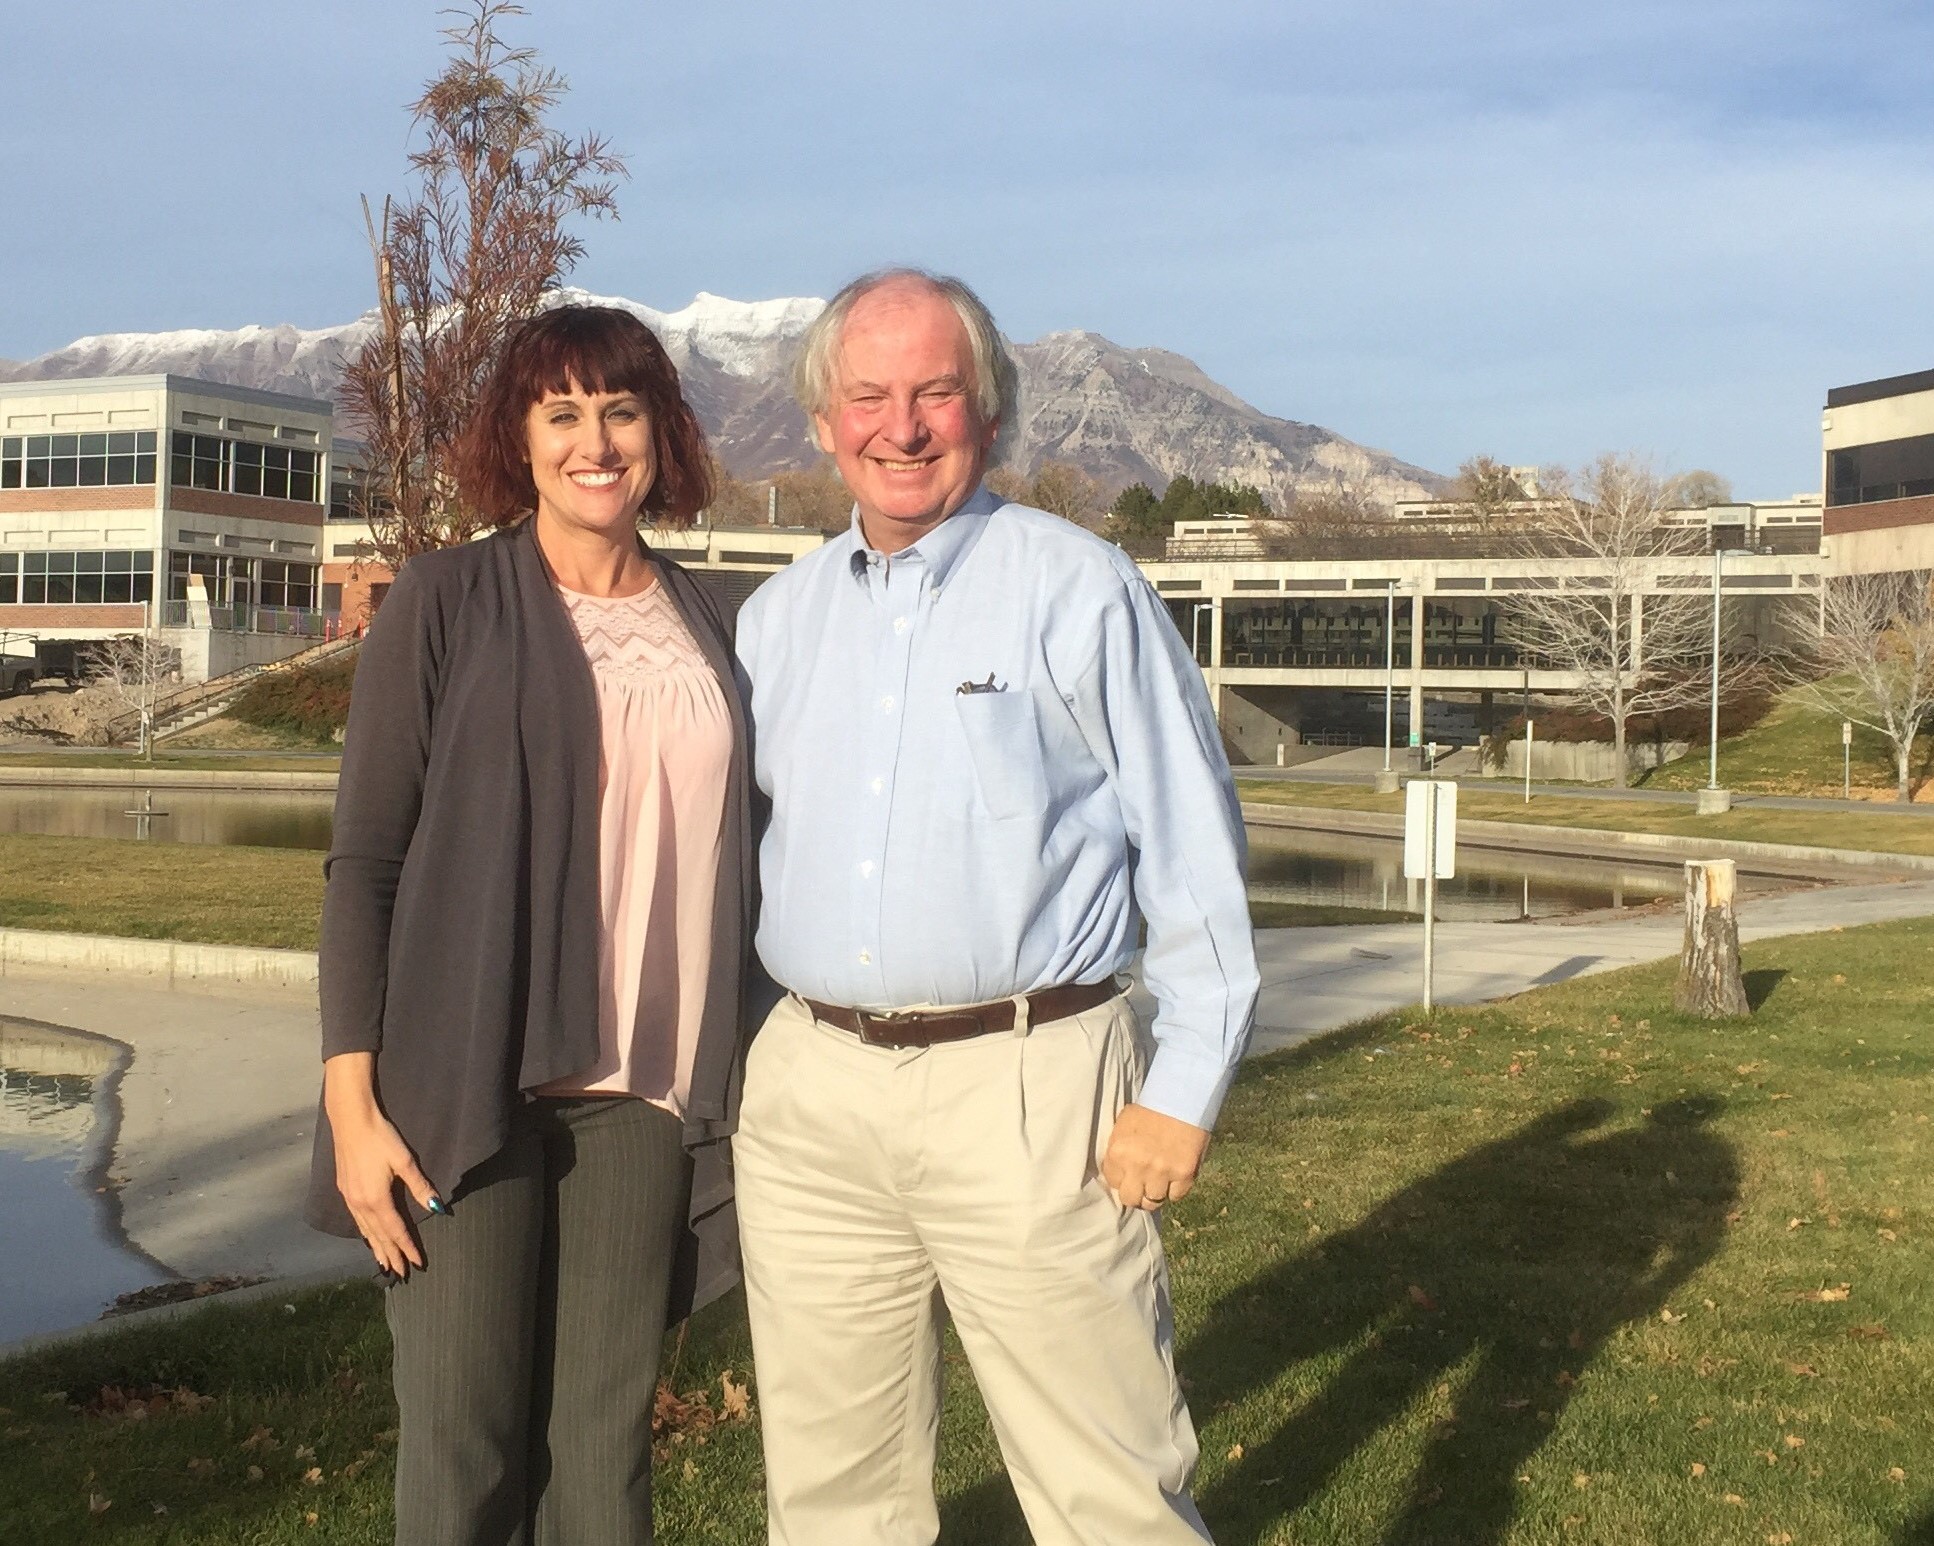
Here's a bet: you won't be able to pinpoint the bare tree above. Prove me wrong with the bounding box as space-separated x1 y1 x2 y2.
1498 455 1722 787
339 1 625 569
1789 570 1934 800
1668 469 1734 510
87 632 178 754
1451 454 1530 519
1027 461 1107 524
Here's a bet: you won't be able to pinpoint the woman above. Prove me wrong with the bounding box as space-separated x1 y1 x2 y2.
306 305 753 1544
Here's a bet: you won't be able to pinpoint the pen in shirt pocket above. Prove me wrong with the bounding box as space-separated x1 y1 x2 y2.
957 673 1005 695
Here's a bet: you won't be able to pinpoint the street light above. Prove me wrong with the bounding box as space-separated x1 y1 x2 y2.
1383 583 1396 772
1702 542 1758 814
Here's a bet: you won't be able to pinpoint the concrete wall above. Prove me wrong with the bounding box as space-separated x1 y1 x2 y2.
1219 684 1307 764
1486 737 1691 783
160 626 319 684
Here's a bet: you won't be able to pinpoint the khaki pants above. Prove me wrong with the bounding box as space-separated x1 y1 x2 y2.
735 991 1211 1546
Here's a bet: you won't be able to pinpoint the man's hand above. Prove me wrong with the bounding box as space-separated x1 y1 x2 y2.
1101 1103 1211 1212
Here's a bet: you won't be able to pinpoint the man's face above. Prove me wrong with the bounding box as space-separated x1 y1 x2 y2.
814 281 998 553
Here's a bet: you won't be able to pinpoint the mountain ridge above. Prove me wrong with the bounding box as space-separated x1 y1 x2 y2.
0 289 1446 506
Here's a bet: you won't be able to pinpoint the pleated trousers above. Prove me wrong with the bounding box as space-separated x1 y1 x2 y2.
735 990 1212 1546
385 1094 691 1546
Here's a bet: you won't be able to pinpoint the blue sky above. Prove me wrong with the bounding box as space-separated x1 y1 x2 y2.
3 0 1930 495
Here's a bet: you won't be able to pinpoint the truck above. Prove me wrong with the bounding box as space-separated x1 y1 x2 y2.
0 637 116 696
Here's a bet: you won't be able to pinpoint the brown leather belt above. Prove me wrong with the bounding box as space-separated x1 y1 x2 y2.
802 978 1119 1050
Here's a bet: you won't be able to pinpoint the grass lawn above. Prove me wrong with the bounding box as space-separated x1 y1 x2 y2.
1239 778 1934 860
6 918 1933 1543
0 835 323 950
1635 693 1924 800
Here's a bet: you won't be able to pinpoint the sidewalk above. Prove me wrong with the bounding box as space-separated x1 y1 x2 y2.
1240 876 1934 1054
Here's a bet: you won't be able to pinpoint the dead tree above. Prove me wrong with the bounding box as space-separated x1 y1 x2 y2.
1673 860 1750 1018
338 0 625 570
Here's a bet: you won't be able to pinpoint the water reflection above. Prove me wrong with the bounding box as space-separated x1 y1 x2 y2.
0 1020 171 1342
1246 827 1700 922
0 787 333 850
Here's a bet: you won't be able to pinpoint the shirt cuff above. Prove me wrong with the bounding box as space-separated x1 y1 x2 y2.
1136 1044 1242 1131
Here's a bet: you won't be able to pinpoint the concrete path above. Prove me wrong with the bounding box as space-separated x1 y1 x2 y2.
5 875 1934 1335
1243 876 1934 1055
0 970 364 1291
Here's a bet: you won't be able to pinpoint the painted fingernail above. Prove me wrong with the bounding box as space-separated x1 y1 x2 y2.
426 1195 449 1216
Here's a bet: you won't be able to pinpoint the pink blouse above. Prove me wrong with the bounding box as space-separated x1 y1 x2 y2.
537 579 732 1115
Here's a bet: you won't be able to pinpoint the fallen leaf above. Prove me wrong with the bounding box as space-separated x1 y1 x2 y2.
1784 1435 1805 1450
246 1465 264 1482
240 1426 278 1452
294 1444 316 1461
1227 1443 1244 1461
1878 1228 1898 1242
1407 1285 1438 1312
1572 1472 1591 1490
1787 1218 1809 1231
1661 1308 1686 1325
720 1371 752 1422
1691 1462 1707 1476
1797 1284 1852 1303
682 1458 698 1481
304 1512 318 1528
1889 1467 1908 1484
302 1467 323 1486
88 1494 111 1516
1849 1324 1892 1341
1785 1363 1819 1378
185 1458 215 1477
1724 1493 1746 1506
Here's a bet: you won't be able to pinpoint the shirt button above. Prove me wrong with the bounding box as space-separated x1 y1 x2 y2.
858 949 872 965
858 860 875 878
869 777 885 795
880 695 895 712
893 616 909 634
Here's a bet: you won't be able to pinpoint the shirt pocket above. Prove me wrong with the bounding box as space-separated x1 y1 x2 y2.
953 689 1051 821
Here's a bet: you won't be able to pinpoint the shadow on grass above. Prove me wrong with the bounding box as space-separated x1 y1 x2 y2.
1897 1502 1934 1544
1187 1093 1738 1545
1744 967 1789 1010
941 1075 1739 1545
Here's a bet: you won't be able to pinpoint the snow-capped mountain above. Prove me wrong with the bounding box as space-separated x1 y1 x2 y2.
0 289 1444 506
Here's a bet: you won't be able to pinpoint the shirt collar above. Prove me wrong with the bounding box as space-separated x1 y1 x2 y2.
844 485 1001 589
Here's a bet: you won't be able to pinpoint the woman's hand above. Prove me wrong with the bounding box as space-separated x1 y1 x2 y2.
323 1052 443 1278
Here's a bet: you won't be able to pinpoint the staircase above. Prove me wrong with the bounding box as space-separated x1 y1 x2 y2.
108 633 362 745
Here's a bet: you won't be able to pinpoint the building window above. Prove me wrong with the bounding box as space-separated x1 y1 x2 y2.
167 550 318 609
169 432 319 503
1826 433 1934 507
12 549 154 605
0 551 15 604
1 432 159 490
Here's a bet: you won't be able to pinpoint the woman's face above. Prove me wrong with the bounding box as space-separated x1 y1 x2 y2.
524 382 657 539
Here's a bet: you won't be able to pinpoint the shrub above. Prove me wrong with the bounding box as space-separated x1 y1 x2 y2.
229 651 357 741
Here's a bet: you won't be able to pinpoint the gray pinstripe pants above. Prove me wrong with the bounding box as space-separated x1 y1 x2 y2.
385 1094 690 1546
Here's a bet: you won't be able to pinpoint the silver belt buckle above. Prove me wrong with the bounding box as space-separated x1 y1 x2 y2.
856 1008 905 1048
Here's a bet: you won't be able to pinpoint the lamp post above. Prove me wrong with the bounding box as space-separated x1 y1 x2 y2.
1375 583 1400 792
1190 601 1212 668
1699 544 1752 815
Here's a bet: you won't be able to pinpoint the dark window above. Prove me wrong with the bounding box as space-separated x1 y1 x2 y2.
1 429 157 490
0 551 16 604
15 549 153 605
1826 434 1934 507
166 432 318 502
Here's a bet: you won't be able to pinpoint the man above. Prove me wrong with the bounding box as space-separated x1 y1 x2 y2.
734 268 1259 1545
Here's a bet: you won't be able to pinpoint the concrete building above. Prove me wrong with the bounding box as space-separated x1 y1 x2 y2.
1821 367 1934 572
1 376 330 682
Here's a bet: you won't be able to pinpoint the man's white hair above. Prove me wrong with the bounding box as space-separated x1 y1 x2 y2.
791 268 1021 462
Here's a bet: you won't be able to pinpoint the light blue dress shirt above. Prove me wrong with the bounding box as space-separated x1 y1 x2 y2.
736 488 1260 1129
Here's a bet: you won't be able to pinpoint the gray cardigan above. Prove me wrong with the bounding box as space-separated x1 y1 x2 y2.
305 518 754 1320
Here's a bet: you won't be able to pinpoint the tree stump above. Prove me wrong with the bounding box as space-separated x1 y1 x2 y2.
1673 859 1751 1018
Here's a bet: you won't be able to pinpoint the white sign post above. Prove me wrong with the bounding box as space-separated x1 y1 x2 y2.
1843 720 1853 800
1405 779 1458 1011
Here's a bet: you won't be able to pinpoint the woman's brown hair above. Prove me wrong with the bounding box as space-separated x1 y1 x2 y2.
458 305 714 527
